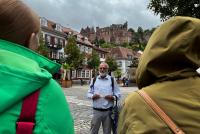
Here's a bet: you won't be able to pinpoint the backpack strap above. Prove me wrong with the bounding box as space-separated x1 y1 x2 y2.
92 77 96 88
137 90 185 134
90 77 96 93
111 77 114 93
110 77 118 106
16 90 40 134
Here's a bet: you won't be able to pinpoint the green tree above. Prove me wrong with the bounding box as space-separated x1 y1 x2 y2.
122 42 129 48
137 26 144 43
128 28 135 33
131 27 145 45
36 32 49 58
101 42 115 48
94 37 100 46
131 33 140 44
131 44 140 51
131 57 139 67
64 35 84 79
148 0 200 21
140 44 146 51
87 50 100 76
105 56 118 73
62 63 71 80
99 39 106 45
114 69 122 80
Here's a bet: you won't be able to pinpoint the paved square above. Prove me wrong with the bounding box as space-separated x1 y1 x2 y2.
63 84 138 134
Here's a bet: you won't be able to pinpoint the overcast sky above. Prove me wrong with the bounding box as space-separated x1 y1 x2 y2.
23 0 161 32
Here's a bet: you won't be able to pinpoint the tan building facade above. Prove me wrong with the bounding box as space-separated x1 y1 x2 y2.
40 17 108 80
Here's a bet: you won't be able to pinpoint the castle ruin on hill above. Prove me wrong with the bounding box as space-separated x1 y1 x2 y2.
80 22 132 45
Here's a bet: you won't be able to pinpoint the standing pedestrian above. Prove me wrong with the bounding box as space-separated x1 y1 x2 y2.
118 16 200 134
125 78 129 87
87 62 121 134
80 78 83 86
122 77 126 87
0 0 74 133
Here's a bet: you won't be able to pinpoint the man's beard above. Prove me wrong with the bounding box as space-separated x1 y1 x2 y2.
99 72 107 77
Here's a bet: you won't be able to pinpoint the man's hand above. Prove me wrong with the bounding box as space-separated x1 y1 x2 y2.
92 94 100 100
105 95 114 101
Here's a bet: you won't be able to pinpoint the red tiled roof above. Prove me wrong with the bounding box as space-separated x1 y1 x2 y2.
109 47 135 59
63 26 80 35
41 17 96 48
62 27 73 33
41 18 69 34
46 20 56 31
93 46 109 53
76 33 93 47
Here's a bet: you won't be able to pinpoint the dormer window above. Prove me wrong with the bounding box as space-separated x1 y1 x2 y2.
47 35 51 43
127 55 132 60
40 17 47 26
55 24 62 32
60 39 64 46
81 37 85 41
118 61 122 67
55 38 58 44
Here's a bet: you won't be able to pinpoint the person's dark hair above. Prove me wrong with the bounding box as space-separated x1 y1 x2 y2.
0 0 40 47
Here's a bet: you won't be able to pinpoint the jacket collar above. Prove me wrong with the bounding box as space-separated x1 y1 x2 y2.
0 39 61 74
97 74 109 80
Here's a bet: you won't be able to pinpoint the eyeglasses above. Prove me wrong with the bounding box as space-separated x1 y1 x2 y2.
99 67 107 70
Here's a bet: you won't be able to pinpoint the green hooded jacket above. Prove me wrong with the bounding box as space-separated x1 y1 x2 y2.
118 16 200 134
0 39 74 134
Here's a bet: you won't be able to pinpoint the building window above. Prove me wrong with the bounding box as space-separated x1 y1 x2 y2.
127 55 132 60
56 24 62 32
60 39 64 47
49 51 57 59
86 70 90 78
72 70 76 78
59 52 63 59
77 70 90 78
88 48 92 54
81 70 85 78
53 52 57 59
80 45 84 52
40 18 47 26
83 58 87 65
77 71 81 77
49 51 52 58
55 38 58 45
85 46 88 53
83 46 86 52
47 35 51 43
100 53 105 58
118 61 122 67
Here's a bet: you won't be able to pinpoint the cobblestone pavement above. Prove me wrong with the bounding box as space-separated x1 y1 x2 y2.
63 84 138 134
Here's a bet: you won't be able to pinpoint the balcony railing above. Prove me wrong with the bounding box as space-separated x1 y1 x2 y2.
45 42 62 50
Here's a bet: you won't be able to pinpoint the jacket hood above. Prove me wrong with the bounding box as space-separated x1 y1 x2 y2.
136 16 200 89
0 39 61 113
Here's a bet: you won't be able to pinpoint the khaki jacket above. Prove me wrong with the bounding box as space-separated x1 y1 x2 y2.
118 16 200 134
